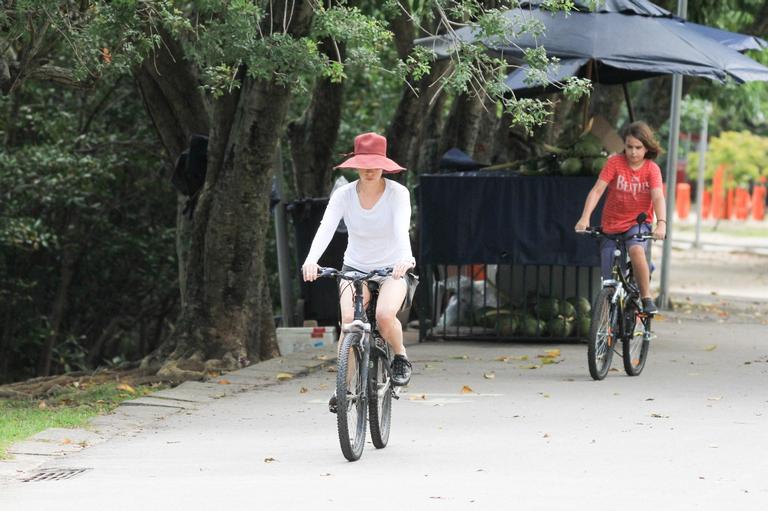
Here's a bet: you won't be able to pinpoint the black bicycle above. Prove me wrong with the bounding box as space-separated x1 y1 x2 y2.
317 266 399 461
579 214 656 380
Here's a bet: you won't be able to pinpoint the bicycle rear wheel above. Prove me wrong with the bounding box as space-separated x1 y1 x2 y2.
336 333 367 461
588 287 617 380
623 309 650 376
368 339 392 449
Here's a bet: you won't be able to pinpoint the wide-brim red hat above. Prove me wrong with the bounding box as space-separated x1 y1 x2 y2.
335 132 405 173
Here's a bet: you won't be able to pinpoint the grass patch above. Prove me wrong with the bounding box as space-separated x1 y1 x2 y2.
0 382 166 460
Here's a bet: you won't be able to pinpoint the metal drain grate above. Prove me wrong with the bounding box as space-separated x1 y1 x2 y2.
22 468 91 482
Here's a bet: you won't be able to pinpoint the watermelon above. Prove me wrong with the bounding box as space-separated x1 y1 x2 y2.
475 307 510 328
547 315 575 337
534 297 560 320
566 296 592 317
497 315 518 336
521 317 540 337
575 316 591 337
559 300 576 319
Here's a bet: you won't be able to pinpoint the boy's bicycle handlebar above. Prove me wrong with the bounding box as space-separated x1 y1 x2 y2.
576 227 655 242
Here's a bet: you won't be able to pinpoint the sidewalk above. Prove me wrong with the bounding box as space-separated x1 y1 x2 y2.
0 347 338 483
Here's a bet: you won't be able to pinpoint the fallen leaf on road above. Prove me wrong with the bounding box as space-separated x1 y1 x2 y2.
217 379 231 385
116 383 136 394
207 371 221 378
316 354 333 361
61 438 71 445
539 357 559 365
38 401 46 409
544 349 561 358
264 457 277 463
522 364 541 370
276 373 293 381
320 473 332 477
654 314 666 321
707 396 723 401
299 387 309 394
645 398 654 401
707 444 719 449
539 392 550 398
650 413 669 419
326 367 337 373
409 394 427 400
483 372 495 379
543 433 550 438
451 355 469 360
461 385 475 394
704 344 717 352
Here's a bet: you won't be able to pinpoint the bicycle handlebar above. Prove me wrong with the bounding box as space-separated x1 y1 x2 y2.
576 228 655 242
317 266 395 281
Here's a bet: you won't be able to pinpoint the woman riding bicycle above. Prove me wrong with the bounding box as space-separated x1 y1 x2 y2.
575 121 667 314
302 132 416 405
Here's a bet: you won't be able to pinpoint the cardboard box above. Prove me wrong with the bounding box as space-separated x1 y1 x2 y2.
276 327 336 355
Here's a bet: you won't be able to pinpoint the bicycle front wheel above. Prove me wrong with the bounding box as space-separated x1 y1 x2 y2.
336 333 368 461
588 287 617 380
623 311 650 376
368 340 392 449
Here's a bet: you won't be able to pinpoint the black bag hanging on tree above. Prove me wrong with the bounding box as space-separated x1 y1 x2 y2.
170 134 208 218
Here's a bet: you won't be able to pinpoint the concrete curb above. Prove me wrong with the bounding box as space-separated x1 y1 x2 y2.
0 346 337 483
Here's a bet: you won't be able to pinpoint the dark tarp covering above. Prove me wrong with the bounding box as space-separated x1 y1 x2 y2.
286 198 346 326
418 172 603 267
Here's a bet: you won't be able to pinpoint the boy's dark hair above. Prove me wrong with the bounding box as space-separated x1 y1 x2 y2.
620 121 662 160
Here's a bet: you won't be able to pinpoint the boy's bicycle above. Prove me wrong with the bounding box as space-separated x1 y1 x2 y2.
317 266 400 461
579 214 656 380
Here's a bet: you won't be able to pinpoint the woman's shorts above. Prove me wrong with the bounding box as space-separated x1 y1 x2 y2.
340 265 419 312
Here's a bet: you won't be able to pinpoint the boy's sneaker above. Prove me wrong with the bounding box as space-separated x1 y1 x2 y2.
391 355 412 386
642 297 658 314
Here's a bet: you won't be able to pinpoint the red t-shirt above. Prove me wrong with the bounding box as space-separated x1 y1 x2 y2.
598 154 663 234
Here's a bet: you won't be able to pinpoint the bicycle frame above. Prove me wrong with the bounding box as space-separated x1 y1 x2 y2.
602 234 653 343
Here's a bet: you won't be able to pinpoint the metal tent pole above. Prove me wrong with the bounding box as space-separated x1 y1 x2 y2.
658 0 688 310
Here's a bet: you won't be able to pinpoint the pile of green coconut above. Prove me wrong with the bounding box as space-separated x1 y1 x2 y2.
474 296 592 338
516 133 608 177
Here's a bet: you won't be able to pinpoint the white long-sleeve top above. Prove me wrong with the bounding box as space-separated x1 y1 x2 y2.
304 179 415 272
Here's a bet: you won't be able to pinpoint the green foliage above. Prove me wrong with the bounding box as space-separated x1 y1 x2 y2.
0 74 177 382
688 130 768 185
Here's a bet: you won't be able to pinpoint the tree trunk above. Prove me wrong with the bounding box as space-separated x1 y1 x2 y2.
137 3 314 379
439 91 488 159
287 39 345 199
38 243 78 376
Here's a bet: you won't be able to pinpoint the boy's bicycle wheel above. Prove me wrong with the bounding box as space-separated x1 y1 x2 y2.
623 310 650 376
368 340 392 449
336 333 367 461
588 287 617 380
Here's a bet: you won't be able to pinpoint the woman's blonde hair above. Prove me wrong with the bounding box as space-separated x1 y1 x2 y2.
621 121 662 160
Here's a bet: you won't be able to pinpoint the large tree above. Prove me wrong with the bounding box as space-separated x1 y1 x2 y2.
1 0 593 381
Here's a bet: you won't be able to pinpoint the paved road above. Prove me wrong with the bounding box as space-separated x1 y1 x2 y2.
2 314 766 510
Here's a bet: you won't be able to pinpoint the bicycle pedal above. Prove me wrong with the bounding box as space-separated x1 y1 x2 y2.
392 387 401 400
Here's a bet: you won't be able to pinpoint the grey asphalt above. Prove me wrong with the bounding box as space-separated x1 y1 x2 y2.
1 312 767 510
2 230 767 510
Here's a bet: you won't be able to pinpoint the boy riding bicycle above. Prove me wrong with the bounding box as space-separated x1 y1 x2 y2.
575 121 667 314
